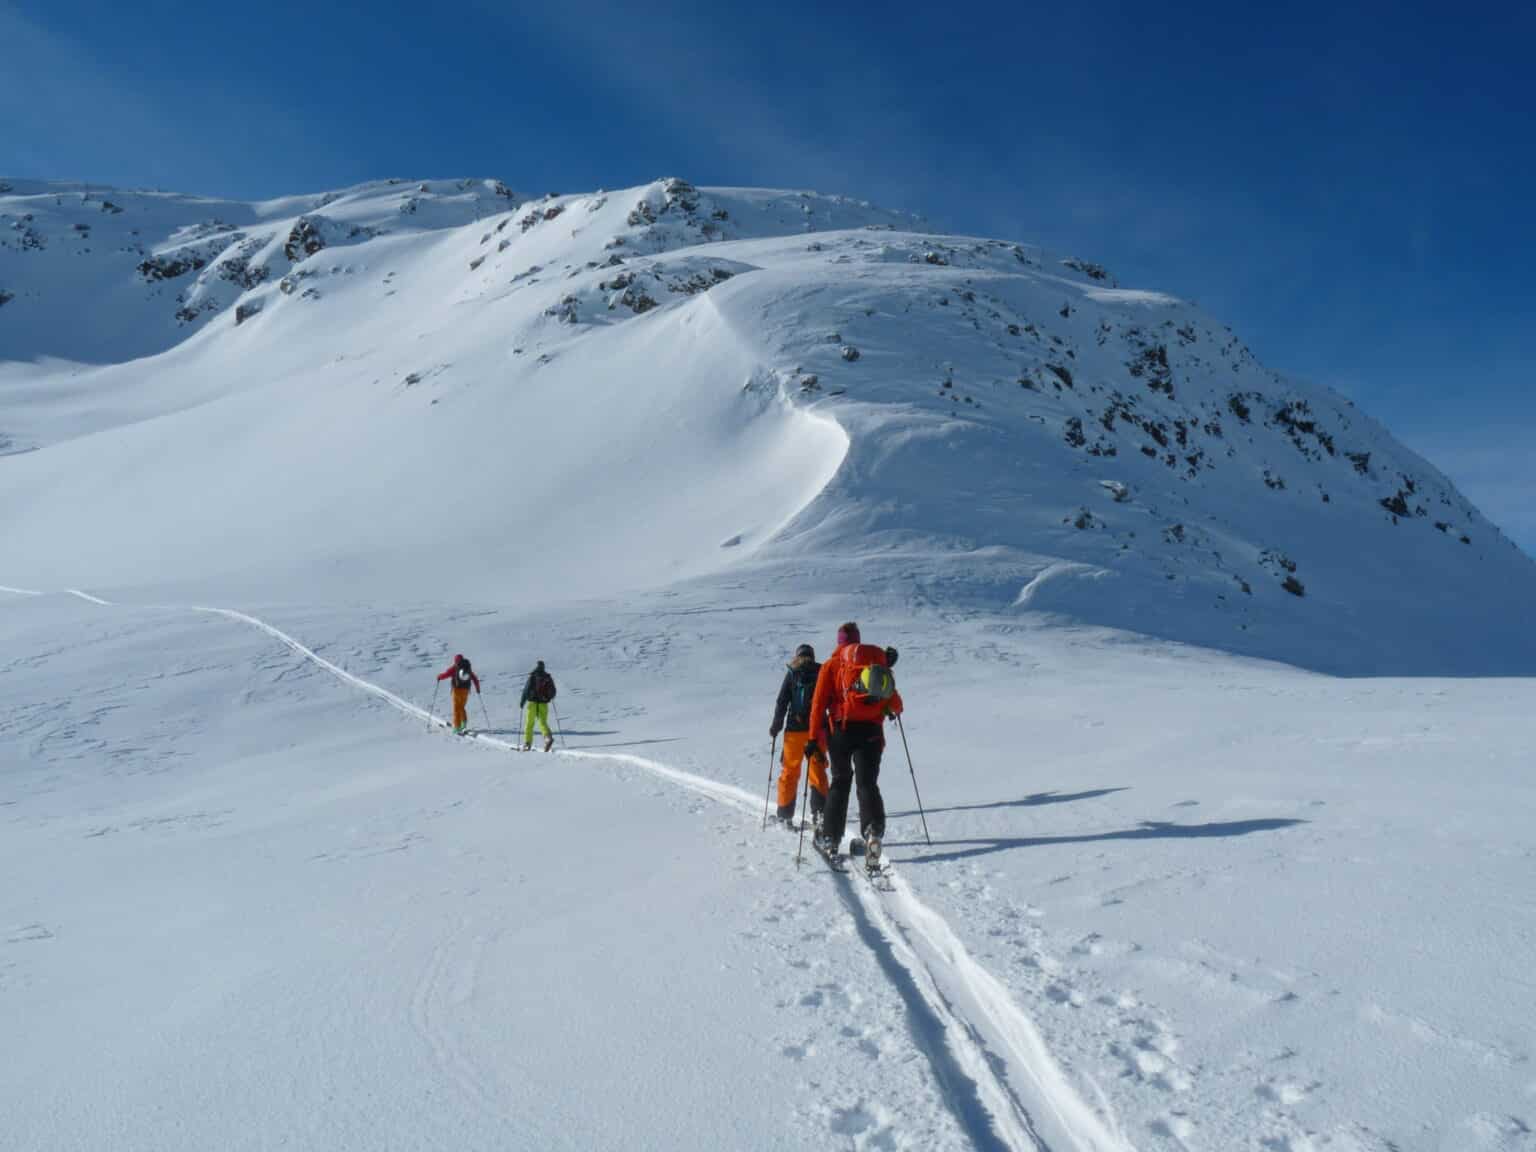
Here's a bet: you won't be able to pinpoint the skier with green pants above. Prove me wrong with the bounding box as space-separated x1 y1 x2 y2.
520 661 557 752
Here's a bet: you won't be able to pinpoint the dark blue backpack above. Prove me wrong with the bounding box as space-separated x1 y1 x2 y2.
790 674 815 716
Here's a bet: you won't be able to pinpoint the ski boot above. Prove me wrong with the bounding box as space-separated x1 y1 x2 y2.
543 734 555 753
521 742 532 752
862 829 883 873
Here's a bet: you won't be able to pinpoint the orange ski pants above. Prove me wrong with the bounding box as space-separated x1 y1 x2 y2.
451 686 471 730
777 730 829 809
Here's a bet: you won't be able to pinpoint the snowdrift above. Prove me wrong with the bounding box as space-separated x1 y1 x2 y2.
3 176 1533 673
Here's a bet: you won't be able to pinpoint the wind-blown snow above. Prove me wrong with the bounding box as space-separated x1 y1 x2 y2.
4 174 1536 1151
4 175 1533 670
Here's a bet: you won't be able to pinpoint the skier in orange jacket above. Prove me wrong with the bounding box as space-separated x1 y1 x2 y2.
806 622 902 865
436 654 481 734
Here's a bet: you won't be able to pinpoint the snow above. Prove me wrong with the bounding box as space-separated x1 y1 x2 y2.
4 175 1536 1150
7 584 1534 1150
5 176 1533 670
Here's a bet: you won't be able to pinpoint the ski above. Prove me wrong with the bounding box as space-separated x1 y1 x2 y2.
848 838 895 891
811 837 847 873
856 855 895 891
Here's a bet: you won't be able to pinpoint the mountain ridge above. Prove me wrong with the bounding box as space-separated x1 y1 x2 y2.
3 175 1532 674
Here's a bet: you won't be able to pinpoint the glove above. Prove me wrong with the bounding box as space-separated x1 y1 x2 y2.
804 741 820 760
769 726 781 739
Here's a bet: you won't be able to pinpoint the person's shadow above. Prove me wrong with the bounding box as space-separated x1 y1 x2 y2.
888 817 1305 865
888 787 1128 820
477 728 622 738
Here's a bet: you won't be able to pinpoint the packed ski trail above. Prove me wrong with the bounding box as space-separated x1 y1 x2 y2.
16 586 1131 1152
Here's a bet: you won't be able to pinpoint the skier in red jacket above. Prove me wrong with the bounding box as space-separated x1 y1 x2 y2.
806 622 902 866
436 654 481 734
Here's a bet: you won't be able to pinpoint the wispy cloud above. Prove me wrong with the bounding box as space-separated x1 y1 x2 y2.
0 3 175 182
0 2 318 197
475 0 895 198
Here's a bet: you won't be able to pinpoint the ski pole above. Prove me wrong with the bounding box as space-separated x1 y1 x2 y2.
762 735 778 830
477 690 491 734
795 743 813 866
427 680 440 731
551 701 568 749
896 714 931 846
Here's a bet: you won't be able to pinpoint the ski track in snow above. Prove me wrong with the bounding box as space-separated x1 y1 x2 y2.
65 587 113 605
8 586 1134 1152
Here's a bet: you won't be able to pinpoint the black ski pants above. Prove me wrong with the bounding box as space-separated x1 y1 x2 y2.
823 721 885 844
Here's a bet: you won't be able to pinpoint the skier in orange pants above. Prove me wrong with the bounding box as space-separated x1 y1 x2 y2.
436 654 481 734
770 644 828 829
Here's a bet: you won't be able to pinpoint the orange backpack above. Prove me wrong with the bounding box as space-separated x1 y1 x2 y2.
831 645 896 725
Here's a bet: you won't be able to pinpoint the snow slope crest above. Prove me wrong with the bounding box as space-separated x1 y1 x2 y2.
2 175 1533 674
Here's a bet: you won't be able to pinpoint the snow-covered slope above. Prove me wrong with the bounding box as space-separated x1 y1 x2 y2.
6 176 1536 1152
3 175 1533 672
0 177 521 363
6 583 1535 1152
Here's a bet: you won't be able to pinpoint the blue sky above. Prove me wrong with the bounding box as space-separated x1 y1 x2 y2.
3 0 1532 552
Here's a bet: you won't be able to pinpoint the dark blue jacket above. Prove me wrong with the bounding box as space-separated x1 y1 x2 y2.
771 660 821 734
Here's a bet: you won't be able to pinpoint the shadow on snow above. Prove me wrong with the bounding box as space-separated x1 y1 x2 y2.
890 817 1306 865
888 787 1128 820
822 859 1021 1151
